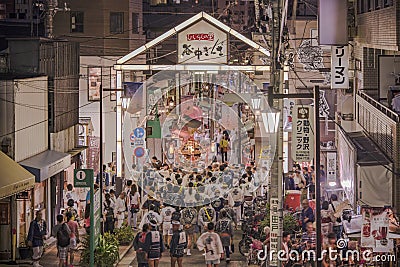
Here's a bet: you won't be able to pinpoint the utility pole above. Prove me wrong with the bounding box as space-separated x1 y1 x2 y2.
314 86 322 267
45 0 70 38
269 0 285 266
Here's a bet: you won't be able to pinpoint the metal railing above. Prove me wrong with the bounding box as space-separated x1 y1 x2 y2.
357 90 400 122
356 90 400 162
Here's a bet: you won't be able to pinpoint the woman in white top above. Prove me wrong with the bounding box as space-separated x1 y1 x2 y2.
129 184 141 229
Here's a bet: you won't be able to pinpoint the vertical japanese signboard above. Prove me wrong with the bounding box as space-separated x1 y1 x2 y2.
90 183 101 266
326 152 337 185
292 106 314 162
88 67 102 101
269 198 279 266
361 207 392 253
178 20 227 64
87 136 100 175
331 46 349 89
319 90 330 117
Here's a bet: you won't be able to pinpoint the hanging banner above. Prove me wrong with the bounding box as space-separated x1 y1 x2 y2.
319 90 330 117
331 46 349 89
178 20 228 64
110 68 117 101
87 136 100 175
326 152 336 185
283 98 294 132
88 67 102 101
361 207 392 252
292 105 314 162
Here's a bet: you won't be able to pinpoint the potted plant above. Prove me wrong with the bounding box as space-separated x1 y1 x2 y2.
80 233 119 267
18 236 31 260
114 225 135 245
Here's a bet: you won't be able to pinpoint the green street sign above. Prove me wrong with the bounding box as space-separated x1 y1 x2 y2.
74 169 93 188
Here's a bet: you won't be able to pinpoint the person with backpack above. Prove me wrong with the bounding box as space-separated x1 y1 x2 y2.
63 199 79 223
215 210 234 263
170 221 187 267
52 214 71 267
103 193 115 233
143 220 165 267
133 223 150 267
66 212 79 266
198 202 216 233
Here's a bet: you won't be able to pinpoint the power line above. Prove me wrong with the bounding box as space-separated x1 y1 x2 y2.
3 13 178 57
0 93 111 139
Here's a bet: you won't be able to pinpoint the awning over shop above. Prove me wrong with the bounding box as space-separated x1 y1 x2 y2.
20 150 71 182
0 151 35 199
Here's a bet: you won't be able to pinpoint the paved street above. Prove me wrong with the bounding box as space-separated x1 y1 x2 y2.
120 230 248 267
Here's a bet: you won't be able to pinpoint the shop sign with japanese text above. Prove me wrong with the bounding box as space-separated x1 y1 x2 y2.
178 20 227 64
292 106 314 162
331 46 349 89
269 198 279 266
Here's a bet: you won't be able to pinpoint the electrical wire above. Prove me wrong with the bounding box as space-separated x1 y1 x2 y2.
3 13 175 57
0 93 112 139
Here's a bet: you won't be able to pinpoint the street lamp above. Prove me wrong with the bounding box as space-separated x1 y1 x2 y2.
261 109 280 133
251 94 261 111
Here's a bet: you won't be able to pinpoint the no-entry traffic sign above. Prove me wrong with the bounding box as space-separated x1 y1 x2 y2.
134 147 145 158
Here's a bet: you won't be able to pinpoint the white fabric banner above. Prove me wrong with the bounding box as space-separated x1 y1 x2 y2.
357 165 392 207
337 130 355 206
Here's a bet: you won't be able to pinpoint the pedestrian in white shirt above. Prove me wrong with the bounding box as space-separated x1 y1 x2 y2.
161 204 176 248
139 204 162 230
196 222 224 267
64 184 78 210
114 192 126 228
231 186 243 223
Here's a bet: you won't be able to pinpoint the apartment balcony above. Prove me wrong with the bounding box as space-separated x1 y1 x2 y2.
356 90 400 165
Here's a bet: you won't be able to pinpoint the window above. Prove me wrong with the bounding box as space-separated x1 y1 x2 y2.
383 0 393 7
110 12 124 34
70 11 84 33
132 13 139 34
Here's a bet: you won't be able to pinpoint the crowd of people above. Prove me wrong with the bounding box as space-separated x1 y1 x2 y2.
95 158 262 266
23 148 362 267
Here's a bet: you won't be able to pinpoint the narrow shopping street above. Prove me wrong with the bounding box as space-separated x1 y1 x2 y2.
2 0 400 267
